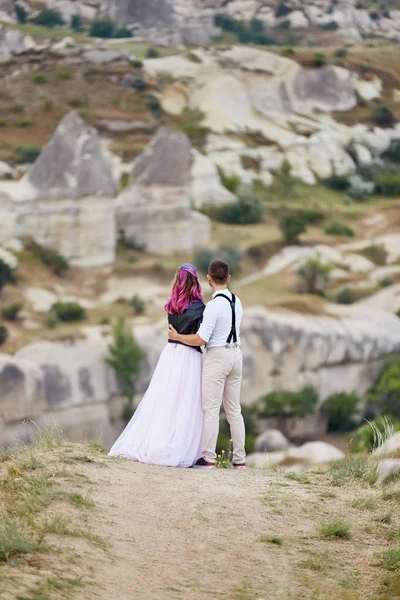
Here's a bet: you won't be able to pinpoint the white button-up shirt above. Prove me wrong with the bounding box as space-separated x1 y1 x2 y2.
197 289 243 348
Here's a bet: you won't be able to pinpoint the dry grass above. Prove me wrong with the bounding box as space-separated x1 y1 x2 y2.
0 437 400 600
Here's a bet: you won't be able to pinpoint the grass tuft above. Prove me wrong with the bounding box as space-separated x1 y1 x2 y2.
258 535 283 546
381 548 400 571
67 493 95 509
0 515 42 562
320 520 351 540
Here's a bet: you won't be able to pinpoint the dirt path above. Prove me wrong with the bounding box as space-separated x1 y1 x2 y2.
68 457 399 600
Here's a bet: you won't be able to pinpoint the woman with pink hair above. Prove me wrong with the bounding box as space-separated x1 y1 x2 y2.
109 264 205 468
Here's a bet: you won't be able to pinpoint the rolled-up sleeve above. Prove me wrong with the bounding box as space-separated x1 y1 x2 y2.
197 301 217 343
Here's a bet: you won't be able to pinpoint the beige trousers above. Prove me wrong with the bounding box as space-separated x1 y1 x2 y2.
202 346 246 464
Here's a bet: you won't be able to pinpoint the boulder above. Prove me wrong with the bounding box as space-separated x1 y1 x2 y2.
0 112 116 267
287 10 309 28
24 287 57 313
246 451 286 468
0 27 35 59
286 441 344 465
115 127 211 254
28 112 116 199
373 431 400 458
255 429 291 453
376 459 400 485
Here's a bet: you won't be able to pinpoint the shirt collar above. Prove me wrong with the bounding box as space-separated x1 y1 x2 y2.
212 289 231 299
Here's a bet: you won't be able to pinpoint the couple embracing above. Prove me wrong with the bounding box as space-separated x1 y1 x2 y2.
109 260 246 470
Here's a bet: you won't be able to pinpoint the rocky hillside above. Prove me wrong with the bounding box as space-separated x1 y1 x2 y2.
2 0 400 44
1 436 400 600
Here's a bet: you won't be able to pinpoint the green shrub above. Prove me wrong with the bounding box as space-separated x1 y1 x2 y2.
90 19 115 38
106 317 145 419
28 240 69 276
131 76 147 91
374 173 400 197
14 145 41 163
70 14 83 32
50 302 86 323
0 119 6 127
259 387 318 419
324 174 350 191
217 166 241 194
146 47 160 59
297 209 325 225
1 302 22 321
100 316 110 326
130 295 146 316
336 287 356 305
18 118 32 128
314 52 327 67
179 109 207 144
280 213 307 245
120 172 129 190
15 3 27 23
348 174 374 201
321 392 359 432
208 195 263 225
372 104 395 127
32 9 65 27
320 21 338 30
281 160 296 198
335 47 348 58
194 246 243 277
114 27 133 38
325 221 354 237
0 325 8 346
0 259 16 293
32 73 47 85
11 104 23 114
145 94 162 113
214 14 275 45
380 276 394 288
297 257 331 295
368 355 400 419
45 310 59 329
383 140 400 163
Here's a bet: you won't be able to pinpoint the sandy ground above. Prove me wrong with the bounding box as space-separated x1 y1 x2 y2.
59 457 399 600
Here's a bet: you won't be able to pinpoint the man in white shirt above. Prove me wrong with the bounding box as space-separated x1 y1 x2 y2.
168 260 246 469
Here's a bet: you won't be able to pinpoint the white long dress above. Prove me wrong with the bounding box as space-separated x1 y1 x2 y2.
108 343 203 468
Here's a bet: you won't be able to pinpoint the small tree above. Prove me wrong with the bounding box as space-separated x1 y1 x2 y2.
321 392 359 432
90 19 115 38
71 14 83 32
368 355 400 419
297 257 331 295
281 160 296 198
106 317 145 420
280 213 307 245
32 9 65 27
15 3 27 23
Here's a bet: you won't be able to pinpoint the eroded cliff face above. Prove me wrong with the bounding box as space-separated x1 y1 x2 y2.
1 305 399 448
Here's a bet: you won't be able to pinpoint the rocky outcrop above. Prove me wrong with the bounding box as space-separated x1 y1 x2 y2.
0 27 35 61
2 302 400 448
0 112 116 267
144 46 399 186
115 126 211 254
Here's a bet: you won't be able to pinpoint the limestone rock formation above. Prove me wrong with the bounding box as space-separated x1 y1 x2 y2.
2 301 400 448
0 112 116 267
255 430 291 453
116 126 211 255
0 27 35 61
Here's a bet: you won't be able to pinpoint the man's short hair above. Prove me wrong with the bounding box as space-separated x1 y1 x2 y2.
208 260 229 284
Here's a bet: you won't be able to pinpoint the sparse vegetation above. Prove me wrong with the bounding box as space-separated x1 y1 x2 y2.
50 302 86 323
368 355 400 418
32 8 65 27
130 295 146 316
194 246 243 277
321 392 359 432
336 287 356 304
0 258 16 293
374 173 400 197
14 145 41 163
1 302 22 321
297 257 331 295
324 221 355 237
279 212 307 245
205 194 263 225
217 166 241 194
27 240 69 276
0 324 8 346
320 520 351 539
146 47 161 58
259 387 318 420
106 316 145 421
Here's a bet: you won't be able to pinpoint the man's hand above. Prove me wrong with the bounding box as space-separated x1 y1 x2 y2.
168 324 179 341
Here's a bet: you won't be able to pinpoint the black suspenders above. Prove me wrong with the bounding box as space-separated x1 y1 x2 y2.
214 293 237 346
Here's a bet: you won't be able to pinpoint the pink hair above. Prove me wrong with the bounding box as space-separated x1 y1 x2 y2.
165 263 204 314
